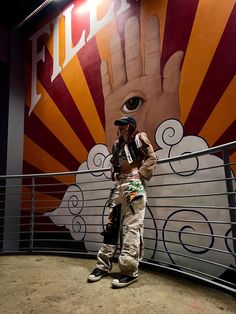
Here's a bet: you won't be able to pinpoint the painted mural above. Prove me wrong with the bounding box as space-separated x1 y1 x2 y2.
23 0 236 285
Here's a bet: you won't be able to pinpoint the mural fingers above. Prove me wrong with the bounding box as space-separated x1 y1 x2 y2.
144 15 161 82
110 32 126 90
124 16 143 81
100 60 112 99
163 50 183 94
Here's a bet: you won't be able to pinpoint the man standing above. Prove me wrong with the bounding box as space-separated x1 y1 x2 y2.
88 116 157 288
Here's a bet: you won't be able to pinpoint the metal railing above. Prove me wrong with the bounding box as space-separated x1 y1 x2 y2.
0 141 235 294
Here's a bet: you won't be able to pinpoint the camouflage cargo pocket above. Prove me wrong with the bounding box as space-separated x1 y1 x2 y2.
129 195 145 214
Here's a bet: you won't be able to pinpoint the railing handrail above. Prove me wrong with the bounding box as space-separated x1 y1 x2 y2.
1 140 235 294
0 140 235 179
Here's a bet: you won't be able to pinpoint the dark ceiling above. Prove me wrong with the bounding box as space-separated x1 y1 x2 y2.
1 0 72 31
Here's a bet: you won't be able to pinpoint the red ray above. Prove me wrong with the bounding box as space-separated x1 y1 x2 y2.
24 107 80 171
184 4 236 136
161 0 199 74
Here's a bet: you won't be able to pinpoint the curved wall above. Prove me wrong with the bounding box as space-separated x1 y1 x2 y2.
16 0 236 293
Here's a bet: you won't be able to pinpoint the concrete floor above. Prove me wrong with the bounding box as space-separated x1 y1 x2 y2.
0 255 235 314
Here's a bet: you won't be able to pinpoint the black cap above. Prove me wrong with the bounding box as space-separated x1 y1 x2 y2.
114 116 137 128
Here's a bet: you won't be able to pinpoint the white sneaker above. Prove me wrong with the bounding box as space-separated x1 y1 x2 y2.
111 275 138 288
87 268 109 282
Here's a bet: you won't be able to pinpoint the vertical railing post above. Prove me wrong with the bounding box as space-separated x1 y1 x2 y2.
0 178 6 251
223 150 236 259
30 176 35 251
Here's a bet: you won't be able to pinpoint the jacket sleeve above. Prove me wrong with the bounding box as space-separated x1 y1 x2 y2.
110 142 118 180
138 132 157 180
110 142 117 165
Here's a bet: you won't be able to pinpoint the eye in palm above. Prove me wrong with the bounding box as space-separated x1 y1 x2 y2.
101 15 183 151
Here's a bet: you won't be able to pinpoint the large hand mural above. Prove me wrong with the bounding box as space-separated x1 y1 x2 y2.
24 0 236 177
23 0 236 286
102 15 183 150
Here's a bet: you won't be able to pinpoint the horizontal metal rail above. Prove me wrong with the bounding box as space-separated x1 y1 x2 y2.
0 140 235 294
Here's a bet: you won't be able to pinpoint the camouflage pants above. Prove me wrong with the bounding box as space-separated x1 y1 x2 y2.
96 178 146 277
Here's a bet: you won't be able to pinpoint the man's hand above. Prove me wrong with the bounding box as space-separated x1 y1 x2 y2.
101 15 183 151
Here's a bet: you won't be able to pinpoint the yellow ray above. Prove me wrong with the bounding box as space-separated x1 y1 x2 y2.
95 0 117 63
22 186 61 214
24 135 75 184
61 57 106 143
199 76 236 146
180 0 235 123
46 15 105 144
25 80 88 163
140 0 167 54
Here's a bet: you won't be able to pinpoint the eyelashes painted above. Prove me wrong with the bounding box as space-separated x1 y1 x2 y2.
122 96 144 113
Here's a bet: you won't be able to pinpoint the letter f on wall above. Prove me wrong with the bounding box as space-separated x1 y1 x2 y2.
29 24 50 116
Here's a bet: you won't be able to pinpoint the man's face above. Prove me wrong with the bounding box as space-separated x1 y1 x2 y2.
118 124 129 139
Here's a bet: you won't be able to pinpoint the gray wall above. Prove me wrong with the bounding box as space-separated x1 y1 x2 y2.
0 26 9 175
3 30 25 251
0 26 9 250
6 30 25 176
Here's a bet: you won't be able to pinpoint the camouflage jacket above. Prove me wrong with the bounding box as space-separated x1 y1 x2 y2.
110 132 157 181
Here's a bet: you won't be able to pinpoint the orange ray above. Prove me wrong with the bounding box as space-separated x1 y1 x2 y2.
95 0 117 64
61 57 106 143
24 135 75 184
46 15 105 144
22 186 61 214
180 0 235 124
199 76 236 146
25 80 88 163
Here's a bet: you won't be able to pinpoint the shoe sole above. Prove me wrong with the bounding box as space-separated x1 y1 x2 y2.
87 272 108 283
111 277 138 288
